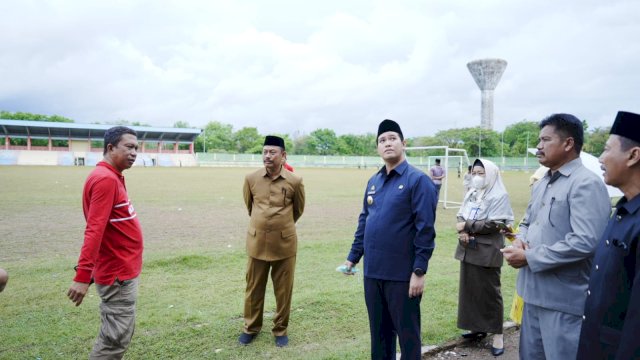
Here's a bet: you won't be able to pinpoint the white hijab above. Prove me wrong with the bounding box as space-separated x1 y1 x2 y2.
457 158 514 225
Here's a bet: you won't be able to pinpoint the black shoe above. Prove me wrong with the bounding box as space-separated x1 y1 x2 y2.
275 335 289 347
238 333 256 345
491 346 504 356
461 331 487 339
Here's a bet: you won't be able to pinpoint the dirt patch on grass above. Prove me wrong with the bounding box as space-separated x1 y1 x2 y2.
422 324 520 360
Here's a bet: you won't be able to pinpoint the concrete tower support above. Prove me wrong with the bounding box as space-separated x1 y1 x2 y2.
467 58 507 130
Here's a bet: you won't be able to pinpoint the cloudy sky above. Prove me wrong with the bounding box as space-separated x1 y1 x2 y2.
1 0 638 138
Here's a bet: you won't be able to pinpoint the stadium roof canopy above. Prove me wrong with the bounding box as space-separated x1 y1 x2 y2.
0 119 202 143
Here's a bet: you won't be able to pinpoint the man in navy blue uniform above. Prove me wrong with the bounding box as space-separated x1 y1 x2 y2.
577 111 640 359
344 119 437 360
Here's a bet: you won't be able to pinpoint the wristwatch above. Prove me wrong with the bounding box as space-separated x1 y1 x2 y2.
413 268 425 276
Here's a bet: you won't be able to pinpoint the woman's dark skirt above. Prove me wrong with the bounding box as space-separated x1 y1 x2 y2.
457 261 503 334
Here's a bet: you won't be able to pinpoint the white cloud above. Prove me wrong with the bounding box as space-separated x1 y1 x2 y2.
1 0 639 137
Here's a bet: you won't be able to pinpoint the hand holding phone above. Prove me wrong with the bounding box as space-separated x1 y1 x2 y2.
496 222 516 240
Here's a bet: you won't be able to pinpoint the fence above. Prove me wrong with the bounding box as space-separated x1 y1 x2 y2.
196 153 540 171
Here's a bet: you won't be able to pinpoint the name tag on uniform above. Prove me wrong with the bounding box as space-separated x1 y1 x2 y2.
469 207 481 220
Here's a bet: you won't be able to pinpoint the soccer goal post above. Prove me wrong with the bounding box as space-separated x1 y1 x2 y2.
406 146 470 209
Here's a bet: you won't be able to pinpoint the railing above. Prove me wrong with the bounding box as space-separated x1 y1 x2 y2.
196 153 540 171
2 145 191 154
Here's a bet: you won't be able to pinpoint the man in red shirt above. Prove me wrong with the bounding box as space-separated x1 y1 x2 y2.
283 162 294 172
67 126 143 360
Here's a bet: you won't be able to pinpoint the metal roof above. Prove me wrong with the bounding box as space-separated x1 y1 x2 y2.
0 119 202 143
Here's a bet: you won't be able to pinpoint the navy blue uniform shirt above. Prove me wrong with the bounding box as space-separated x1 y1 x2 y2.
347 160 437 281
577 194 640 360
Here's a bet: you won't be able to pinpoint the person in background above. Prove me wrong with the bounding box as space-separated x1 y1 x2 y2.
284 161 294 172
501 113 610 359
239 135 305 348
67 126 143 360
462 165 473 194
0 268 8 292
529 165 549 187
430 158 446 204
344 119 437 360
577 111 640 359
455 159 514 357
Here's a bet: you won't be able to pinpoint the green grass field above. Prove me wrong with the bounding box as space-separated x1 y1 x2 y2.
0 166 533 359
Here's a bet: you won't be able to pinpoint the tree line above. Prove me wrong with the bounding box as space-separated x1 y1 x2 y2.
1 111 610 157
191 119 610 157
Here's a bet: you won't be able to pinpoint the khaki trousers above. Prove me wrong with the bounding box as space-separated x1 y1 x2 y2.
90 277 139 360
243 256 296 336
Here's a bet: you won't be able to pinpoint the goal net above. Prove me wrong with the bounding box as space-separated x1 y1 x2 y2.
406 146 470 209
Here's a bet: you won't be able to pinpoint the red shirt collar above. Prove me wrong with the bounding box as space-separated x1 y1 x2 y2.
97 161 124 178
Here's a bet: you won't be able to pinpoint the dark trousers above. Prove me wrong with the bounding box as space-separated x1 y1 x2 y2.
364 277 422 360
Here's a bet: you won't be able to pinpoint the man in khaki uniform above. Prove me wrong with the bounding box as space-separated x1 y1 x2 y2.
239 135 305 347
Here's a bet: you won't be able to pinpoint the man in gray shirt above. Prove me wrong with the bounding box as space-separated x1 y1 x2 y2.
502 113 610 359
430 158 445 204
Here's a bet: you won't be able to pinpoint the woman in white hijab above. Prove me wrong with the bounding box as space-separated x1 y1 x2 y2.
455 159 514 357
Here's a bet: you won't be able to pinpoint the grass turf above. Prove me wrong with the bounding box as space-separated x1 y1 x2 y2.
0 166 532 359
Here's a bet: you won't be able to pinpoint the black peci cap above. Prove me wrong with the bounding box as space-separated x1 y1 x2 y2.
263 135 285 149
377 119 403 140
610 111 640 144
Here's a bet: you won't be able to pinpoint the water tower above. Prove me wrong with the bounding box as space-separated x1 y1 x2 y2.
467 58 507 130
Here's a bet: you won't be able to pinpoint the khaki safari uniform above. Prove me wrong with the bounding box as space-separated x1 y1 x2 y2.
242 166 305 336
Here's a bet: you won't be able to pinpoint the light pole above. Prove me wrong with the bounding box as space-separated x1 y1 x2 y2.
524 132 529 168
478 128 482 157
501 131 505 166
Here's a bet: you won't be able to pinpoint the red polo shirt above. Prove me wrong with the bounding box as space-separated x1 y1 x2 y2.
74 161 144 285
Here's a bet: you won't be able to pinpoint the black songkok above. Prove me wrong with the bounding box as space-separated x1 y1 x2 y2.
377 119 404 140
263 135 285 149
610 111 640 144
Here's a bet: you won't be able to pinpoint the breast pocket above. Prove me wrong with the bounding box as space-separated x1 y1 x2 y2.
280 185 293 207
385 185 412 212
548 197 570 231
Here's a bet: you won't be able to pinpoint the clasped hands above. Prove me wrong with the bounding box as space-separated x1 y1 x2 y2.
501 238 529 269
456 221 473 246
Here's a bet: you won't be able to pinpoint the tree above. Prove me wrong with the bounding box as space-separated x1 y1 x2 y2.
428 127 500 157
503 121 539 156
0 111 75 146
584 127 610 156
234 127 263 153
195 121 234 152
0 111 74 123
457 127 500 157
406 136 441 148
339 133 377 156
306 129 340 155
110 120 151 127
173 121 190 128
292 135 311 155
432 129 466 149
